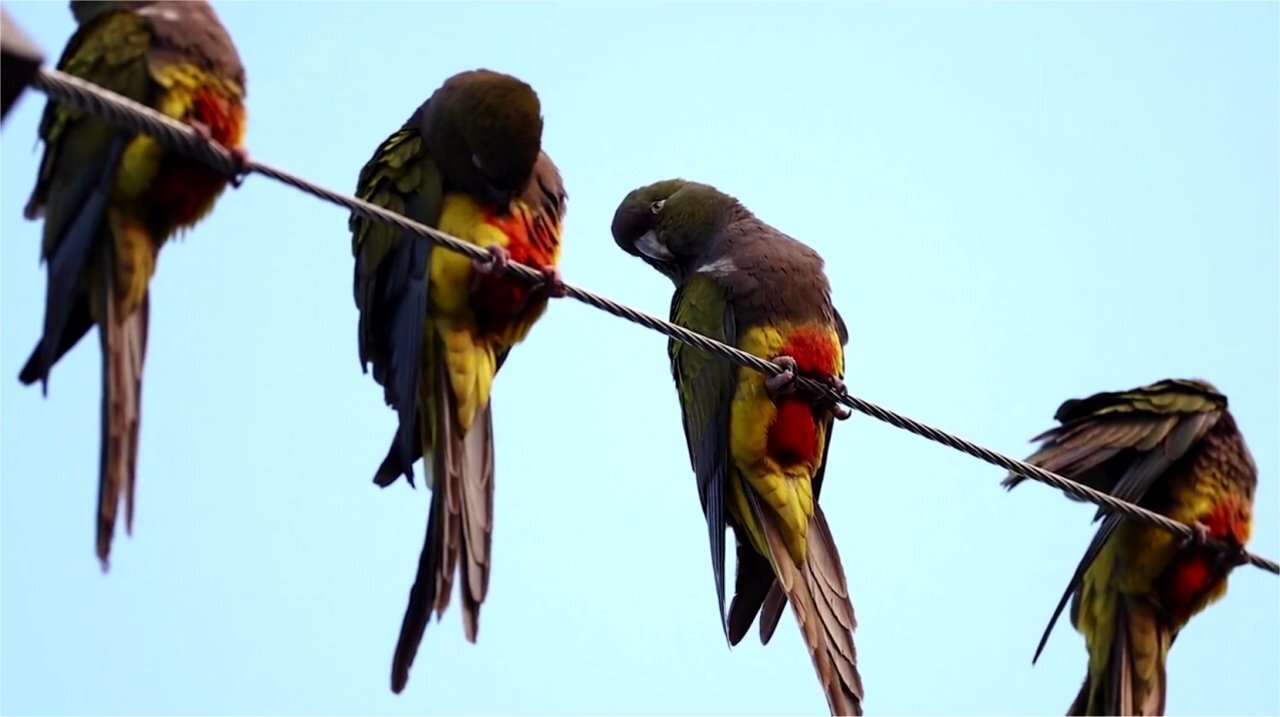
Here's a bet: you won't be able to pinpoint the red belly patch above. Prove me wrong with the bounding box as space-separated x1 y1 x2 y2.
145 88 244 228
1161 495 1252 623
470 205 560 333
764 325 841 468
768 400 820 466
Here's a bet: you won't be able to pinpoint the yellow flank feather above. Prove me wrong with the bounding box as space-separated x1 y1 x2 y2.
727 324 824 566
115 63 246 227
426 194 515 432
106 211 155 317
114 135 165 201
436 324 495 433
430 194 510 315
1076 459 1248 710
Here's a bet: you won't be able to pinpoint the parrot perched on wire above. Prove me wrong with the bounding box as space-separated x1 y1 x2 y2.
18 0 249 571
1003 378 1257 716
350 69 567 695
612 179 863 716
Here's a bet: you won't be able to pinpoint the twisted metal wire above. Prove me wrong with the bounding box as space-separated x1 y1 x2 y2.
26 66 1278 575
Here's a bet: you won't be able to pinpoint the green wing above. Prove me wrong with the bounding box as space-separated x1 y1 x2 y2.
19 9 154 389
669 273 736 633
351 122 443 486
1005 378 1225 663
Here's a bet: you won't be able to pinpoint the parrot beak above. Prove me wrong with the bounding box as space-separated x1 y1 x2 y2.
635 229 674 262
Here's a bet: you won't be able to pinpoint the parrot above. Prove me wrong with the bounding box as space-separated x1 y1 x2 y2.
1002 378 1257 716
18 0 249 571
612 179 863 716
349 69 567 695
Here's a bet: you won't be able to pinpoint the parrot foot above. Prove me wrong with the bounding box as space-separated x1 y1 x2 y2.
765 356 799 399
765 357 851 420
1220 546 1251 568
1179 520 1213 548
473 245 511 276
537 265 567 299
186 119 252 187
1178 520 1250 568
227 146 252 188
187 118 214 142
818 374 853 421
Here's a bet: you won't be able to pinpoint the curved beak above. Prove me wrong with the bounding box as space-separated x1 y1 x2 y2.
634 230 674 262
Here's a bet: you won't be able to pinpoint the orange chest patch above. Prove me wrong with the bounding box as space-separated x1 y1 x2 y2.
146 88 246 228
189 87 244 148
765 325 842 468
484 206 560 268
470 204 562 332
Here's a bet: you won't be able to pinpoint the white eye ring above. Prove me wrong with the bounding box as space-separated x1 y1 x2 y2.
472 153 484 170
650 199 665 214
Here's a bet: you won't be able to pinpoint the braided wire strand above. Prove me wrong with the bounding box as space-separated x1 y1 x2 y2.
26 66 1278 576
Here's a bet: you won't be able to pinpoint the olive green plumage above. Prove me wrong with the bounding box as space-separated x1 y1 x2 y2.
351 68 565 696
351 69 547 484
1004 378 1257 716
20 0 246 571
613 180 862 716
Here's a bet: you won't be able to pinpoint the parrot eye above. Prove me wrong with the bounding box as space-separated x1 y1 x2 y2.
471 153 485 170
649 199 665 214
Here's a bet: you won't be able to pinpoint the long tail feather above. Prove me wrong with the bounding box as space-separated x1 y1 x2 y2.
457 399 494 642
95 249 148 572
390 473 446 694
760 582 787 644
390 339 454 694
1069 598 1168 716
389 334 496 693
748 492 863 716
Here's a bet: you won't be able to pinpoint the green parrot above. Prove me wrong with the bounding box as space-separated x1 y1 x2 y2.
350 69 566 694
612 179 862 716
20 0 248 570
1004 378 1257 715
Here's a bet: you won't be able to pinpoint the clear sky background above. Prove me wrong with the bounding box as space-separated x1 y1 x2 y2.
1 2 1276 715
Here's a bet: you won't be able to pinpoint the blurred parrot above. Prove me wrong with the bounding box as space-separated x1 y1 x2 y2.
18 0 248 571
612 179 863 716
1003 378 1257 716
350 69 567 695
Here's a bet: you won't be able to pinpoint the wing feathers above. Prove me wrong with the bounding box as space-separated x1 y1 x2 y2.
726 538 775 645
25 135 127 393
1009 381 1225 666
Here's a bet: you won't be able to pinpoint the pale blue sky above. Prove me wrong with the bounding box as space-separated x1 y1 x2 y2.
1 2 1276 715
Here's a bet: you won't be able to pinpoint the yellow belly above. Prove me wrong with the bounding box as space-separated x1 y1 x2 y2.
727 323 841 566
425 195 514 432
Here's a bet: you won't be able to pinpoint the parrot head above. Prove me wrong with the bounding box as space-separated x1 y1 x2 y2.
611 179 742 283
70 0 139 24
422 69 544 211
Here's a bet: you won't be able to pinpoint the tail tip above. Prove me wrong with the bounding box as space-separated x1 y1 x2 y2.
463 613 480 644
390 670 408 695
